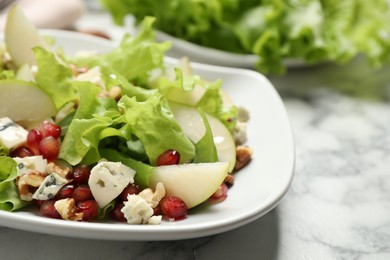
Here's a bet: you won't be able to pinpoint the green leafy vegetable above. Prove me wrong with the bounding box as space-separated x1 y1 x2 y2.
34 46 77 109
102 0 390 74
0 157 30 211
193 109 218 163
72 17 171 84
118 94 196 165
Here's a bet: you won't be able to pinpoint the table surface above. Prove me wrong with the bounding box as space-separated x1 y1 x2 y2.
1 9 390 260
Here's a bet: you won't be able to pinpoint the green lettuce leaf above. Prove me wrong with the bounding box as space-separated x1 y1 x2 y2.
34 47 77 109
103 0 390 74
118 94 196 165
72 17 171 84
59 82 123 165
193 109 218 163
0 156 30 211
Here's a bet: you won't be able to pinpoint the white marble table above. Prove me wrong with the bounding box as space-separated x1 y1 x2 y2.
1 9 390 260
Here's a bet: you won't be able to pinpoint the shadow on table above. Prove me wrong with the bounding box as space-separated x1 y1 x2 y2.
0 209 280 260
269 56 390 101
192 208 280 260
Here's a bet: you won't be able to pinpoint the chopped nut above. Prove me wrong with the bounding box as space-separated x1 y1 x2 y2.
108 86 122 100
69 63 88 76
75 66 105 89
16 170 47 201
224 174 235 186
234 146 253 171
54 198 83 221
45 162 70 179
138 182 166 208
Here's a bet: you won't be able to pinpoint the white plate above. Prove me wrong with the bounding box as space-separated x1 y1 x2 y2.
0 30 295 241
155 30 306 68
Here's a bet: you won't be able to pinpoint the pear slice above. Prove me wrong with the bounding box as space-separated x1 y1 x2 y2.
170 102 236 172
166 84 206 106
0 79 56 129
5 4 47 67
150 162 229 208
16 63 35 82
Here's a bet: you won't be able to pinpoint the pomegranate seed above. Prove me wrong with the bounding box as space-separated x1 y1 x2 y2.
68 165 90 184
153 204 162 216
156 149 180 166
73 184 93 201
34 200 45 207
77 200 99 221
38 136 60 161
27 129 43 155
10 146 34 158
56 184 75 199
160 196 188 220
40 120 62 139
209 183 228 203
110 202 126 222
40 200 61 219
118 183 140 201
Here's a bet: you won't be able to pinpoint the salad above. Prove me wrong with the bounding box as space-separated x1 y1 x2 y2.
102 0 390 75
0 5 251 224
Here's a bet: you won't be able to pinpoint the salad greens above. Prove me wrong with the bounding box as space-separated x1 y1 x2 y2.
101 0 390 74
0 157 29 211
0 16 237 212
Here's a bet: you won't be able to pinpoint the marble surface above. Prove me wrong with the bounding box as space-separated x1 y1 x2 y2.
1 8 390 260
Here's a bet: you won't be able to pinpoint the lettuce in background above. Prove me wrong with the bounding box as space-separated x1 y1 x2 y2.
101 0 390 74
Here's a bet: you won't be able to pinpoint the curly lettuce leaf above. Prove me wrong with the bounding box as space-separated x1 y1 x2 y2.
118 94 196 165
0 156 30 211
103 0 390 74
59 82 123 165
34 47 77 109
193 109 218 163
72 17 171 84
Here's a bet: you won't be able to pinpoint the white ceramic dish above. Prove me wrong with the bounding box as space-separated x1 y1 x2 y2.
0 30 295 241
155 30 305 68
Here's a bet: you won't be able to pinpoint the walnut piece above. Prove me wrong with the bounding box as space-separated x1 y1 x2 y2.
234 146 253 172
138 182 166 208
16 170 47 201
54 198 83 221
224 173 235 186
45 162 70 179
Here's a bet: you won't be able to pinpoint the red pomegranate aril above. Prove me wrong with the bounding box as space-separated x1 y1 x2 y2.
209 183 228 203
77 200 99 221
73 184 93 201
40 120 62 139
110 202 126 222
39 136 60 161
10 146 34 158
56 184 75 199
27 129 43 155
34 199 45 207
68 165 90 184
40 200 61 219
156 149 180 166
160 196 188 220
153 204 162 216
118 183 140 201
